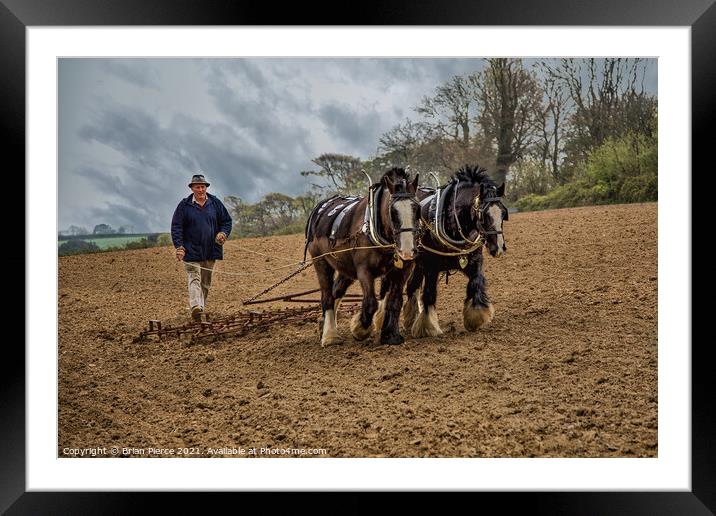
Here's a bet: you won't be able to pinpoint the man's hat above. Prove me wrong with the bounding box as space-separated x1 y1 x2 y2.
188 174 210 187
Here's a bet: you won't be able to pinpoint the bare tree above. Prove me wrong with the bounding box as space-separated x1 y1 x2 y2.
544 58 655 166
379 74 498 179
300 153 363 195
224 196 251 237
378 119 476 179
378 119 426 167
416 75 479 148
474 58 542 186
261 192 298 230
292 192 321 219
536 66 570 184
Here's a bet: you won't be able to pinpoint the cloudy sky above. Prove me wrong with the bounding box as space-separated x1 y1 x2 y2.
59 58 657 234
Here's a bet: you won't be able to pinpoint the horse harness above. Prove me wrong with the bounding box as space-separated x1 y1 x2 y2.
419 179 506 267
302 184 420 267
327 196 360 246
362 183 421 248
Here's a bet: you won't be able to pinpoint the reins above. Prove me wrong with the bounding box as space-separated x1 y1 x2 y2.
182 241 397 277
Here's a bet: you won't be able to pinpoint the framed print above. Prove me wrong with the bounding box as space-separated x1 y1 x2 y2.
5 0 711 512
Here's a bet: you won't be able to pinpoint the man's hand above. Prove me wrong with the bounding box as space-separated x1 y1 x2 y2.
215 232 227 245
175 247 185 261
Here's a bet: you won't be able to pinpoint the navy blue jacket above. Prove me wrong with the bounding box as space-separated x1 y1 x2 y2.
171 193 233 261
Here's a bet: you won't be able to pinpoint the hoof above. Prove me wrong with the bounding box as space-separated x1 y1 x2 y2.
463 301 495 331
321 333 344 347
411 307 443 338
373 298 386 331
350 312 373 341
403 294 418 330
321 308 342 346
380 332 405 345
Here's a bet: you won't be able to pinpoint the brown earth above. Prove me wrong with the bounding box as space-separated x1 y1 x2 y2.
58 202 657 458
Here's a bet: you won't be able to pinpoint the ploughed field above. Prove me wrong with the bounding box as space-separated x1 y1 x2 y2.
59 203 657 457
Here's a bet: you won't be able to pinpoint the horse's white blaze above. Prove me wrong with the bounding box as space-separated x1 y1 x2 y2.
321 309 339 344
488 204 504 255
395 199 416 260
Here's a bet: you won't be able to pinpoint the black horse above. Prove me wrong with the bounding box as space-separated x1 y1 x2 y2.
305 168 420 346
376 164 508 337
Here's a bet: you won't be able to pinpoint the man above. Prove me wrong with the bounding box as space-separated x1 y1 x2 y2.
171 173 232 321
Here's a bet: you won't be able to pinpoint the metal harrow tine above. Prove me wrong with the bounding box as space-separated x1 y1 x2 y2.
135 303 359 344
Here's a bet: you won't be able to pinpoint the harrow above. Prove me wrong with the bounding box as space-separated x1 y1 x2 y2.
135 301 360 345
136 260 364 345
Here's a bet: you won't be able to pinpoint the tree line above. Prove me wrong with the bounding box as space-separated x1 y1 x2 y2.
61 57 656 247
58 233 173 256
60 223 137 236
225 58 656 239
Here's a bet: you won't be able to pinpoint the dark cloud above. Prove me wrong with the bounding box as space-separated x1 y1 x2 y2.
318 103 382 156
75 165 125 194
78 107 165 169
202 61 316 193
75 101 271 231
60 58 658 233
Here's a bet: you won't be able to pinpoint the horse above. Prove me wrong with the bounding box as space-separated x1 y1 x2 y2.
304 168 421 347
376 164 508 338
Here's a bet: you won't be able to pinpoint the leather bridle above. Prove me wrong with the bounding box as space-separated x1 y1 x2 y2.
451 181 507 244
471 187 508 239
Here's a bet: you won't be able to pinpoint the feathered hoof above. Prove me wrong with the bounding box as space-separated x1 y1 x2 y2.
411 309 443 338
373 298 386 331
321 333 344 347
380 332 405 345
350 312 373 341
463 301 495 331
403 294 419 329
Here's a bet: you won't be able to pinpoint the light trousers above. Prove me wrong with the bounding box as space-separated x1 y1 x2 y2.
184 260 216 310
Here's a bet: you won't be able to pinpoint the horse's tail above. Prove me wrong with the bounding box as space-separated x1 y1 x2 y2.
303 206 317 263
303 196 333 263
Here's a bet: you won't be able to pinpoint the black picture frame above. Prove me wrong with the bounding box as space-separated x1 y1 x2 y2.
4 0 709 512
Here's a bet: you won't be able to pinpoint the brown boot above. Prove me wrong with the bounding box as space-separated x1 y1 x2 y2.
191 306 203 322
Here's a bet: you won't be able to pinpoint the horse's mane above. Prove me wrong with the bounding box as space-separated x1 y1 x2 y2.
453 164 494 188
382 167 410 184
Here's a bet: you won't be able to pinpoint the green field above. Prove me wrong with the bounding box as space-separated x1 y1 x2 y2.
58 235 148 250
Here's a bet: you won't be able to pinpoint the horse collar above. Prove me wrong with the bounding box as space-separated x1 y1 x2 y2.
364 184 394 247
430 180 483 253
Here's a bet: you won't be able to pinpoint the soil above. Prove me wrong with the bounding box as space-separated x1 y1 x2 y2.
58 202 657 458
